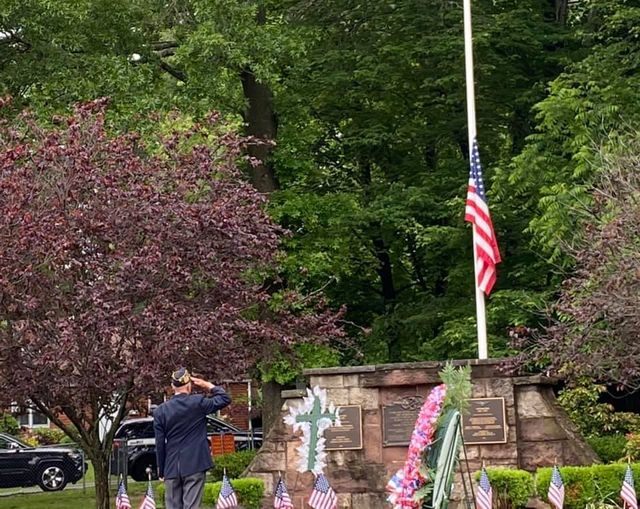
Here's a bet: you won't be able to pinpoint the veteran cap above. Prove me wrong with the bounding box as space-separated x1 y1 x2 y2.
171 367 192 387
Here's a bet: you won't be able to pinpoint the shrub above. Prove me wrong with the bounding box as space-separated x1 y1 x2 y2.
210 451 257 481
557 384 640 437
536 464 640 508
0 414 19 435
587 435 627 463
20 435 39 447
158 478 264 509
477 468 534 508
32 428 66 445
624 433 640 461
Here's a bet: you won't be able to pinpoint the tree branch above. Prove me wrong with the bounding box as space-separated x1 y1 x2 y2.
159 60 187 82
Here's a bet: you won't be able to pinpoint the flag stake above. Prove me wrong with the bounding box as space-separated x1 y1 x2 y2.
463 0 488 360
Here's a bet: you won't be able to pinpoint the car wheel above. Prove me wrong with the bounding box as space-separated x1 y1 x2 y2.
37 463 68 492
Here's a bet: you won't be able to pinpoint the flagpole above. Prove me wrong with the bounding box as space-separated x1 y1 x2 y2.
463 0 488 360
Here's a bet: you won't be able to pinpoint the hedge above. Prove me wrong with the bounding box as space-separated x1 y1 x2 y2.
210 450 257 481
587 435 627 463
536 464 640 508
477 468 534 509
157 478 264 509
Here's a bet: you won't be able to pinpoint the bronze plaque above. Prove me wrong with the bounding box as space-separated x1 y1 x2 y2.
382 396 424 447
325 405 363 450
462 397 507 444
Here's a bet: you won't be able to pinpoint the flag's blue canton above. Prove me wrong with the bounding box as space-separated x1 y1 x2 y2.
470 139 486 201
480 470 491 492
315 474 330 493
276 480 287 496
625 466 636 487
221 476 234 496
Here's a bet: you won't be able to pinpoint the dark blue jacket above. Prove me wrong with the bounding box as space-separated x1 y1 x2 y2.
153 387 231 479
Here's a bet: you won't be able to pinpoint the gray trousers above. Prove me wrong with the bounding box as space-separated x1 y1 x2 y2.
164 471 206 509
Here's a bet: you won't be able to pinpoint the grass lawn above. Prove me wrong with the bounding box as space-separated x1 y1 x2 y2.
0 481 165 509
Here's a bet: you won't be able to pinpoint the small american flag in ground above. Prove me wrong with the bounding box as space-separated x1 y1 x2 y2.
115 479 132 509
465 138 501 295
548 466 565 509
308 473 337 509
274 477 294 509
216 474 239 509
621 465 638 509
138 481 156 509
476 467 493 509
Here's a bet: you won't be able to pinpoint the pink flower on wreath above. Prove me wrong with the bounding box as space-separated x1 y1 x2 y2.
386 384 447 509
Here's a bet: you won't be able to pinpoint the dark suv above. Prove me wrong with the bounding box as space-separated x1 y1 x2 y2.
0 432 86 491
112 416 262 481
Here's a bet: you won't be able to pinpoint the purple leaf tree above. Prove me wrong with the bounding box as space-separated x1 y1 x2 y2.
0 100 342 509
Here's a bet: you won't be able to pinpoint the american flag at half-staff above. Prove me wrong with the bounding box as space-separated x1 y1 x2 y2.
274 476 294 509
621 464 638 509
476 467 493 509
115 477 132 509
216 473 239 509
548 466 565 509
465 138 501 295
138 480 156 509
308 473 337 509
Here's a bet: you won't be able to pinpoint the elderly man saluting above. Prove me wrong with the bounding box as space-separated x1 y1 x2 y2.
153 368 231 509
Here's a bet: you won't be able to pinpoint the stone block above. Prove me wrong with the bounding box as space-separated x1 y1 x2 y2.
416 384 438 397
379 387 420 405
363 423 383 463
519 441 564 470
527 498 551 509
281 389 306 399
348 387 379 410
363 409 380 427
309 375 345 388
343 374 360 388
287 470 315 492
480 443 518 461
472 378 489 398
327 462 387 492
337 493 352 508
327 388 350 406
282 398 303 412
286 440 301 468
488 377 515 406
352 493 389 509
361 369 441 387
382 445 408 463
249 472 274 498
461 445 482 459
249 451 286 472
519 417 565 442
517 387 554 418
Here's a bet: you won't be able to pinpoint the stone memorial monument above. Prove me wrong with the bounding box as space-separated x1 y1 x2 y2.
245 358 598 508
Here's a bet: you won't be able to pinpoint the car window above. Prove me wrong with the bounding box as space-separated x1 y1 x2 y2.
117 421 155 439
0 436 21 450
206 418 237 434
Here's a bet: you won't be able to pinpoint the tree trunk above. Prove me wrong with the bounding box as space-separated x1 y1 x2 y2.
555 0 568 24
92 451 112 509
240 67 279 193
261 380 284 434
372 237 396 306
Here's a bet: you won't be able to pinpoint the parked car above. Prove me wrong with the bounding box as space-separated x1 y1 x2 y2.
0 432 86 492
112 416 262 481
